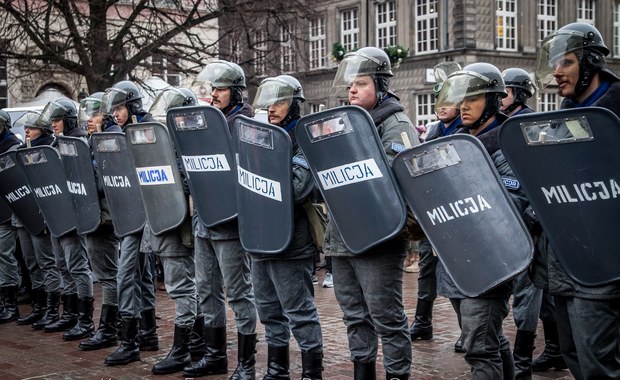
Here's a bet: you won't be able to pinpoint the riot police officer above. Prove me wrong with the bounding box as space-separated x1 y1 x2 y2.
183 60 258 380
500 68 536 117
533 22 620 379
434 62 529 379
248 74 323 380
102 80 159 366
328 47 416 379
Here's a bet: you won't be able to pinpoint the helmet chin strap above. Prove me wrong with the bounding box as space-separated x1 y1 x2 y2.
466 94 500 130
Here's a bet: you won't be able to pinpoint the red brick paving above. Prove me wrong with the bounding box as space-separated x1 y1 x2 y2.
0 269 575 379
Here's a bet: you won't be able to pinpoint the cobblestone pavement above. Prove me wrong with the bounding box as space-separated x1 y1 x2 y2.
0 268 575 380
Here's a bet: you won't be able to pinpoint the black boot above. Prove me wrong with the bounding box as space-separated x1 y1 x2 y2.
79 304 118 350
105 318 140 365
138 308 159 351
513 330 536 379
386 373 409 380
0 286 20 323
301 351 323 380
454 338 465 353
63 297 95 340
263 345 289 380
532 321 567 372
409 299 433 341
230 332 257 380
189 315 206 360
44 293 78 332
17 287 46 325
152 324 192 374
354 361 376 380
32 291 61 330
182 326 228 377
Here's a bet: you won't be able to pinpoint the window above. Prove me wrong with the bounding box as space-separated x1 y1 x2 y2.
309 17 326 69
152 54 180 86
376 1 397 49
537 0 557 43
416 93 436 127
0 55 7 108
615 2 620 57
254 31 267 75
339 99 349 106
280 26 295 73
310 103 327 113
538 92 560 112
496 0 517 51
577 0 596 24
415 0 438 54
341 8 360 52
228 34 242 63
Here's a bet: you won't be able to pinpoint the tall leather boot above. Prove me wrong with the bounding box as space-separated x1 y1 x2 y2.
63 296 95 340
182 326 228 377
189 315 206 360
230 332 257 380
79 304 118 350
44 293 78 332
532 321 567 372
105 318 140 365
152 324 192 374
409 299 433 340
138 308 159 351
513 330 536 379
17 287 46 325
301 351 323 380
263 345 289 380
354 361 376 380
32 291 61 330
0 286 20 323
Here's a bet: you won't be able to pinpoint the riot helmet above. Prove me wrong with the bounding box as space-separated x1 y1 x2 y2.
253 75 305 127
0 110 10 134
436 62 507 130
501 68 536 114
101 80 144 118
15 110 51 139
149 87 198 122
535 22 609 97
333 47 393 106
78 92 103 130
196 60 246 113
37 98 79 134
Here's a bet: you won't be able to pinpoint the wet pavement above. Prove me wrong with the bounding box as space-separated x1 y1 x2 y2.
0 268 575 379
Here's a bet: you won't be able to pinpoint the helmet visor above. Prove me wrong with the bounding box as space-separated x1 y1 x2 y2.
195 61 241 89
13 111 42 130
332 52 385 88
149 88 187 122
253 79 294 110
434 72 497 114
535 31 585 89
78 96 103 129
101 88 130 114
38 101 69 125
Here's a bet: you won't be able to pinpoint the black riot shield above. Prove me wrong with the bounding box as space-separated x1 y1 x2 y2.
56 136 100 234
0 198 11 224
15 146 77 237
91 132 146 238
500 107 620 286
232 116 294 254
0 152 45 235
126 122 187 235
166 105 237 227
393 134 533 297
296 106 407 254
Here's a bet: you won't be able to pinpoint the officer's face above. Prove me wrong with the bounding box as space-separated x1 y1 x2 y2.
267 99 290 125
113 105 129 126
51 119 64 136
553 52 580 99
459 94 486 127
436 106 458 123
87 113 104 134
500 88 515 112
25 126 42 141
211 87 231 111
347 75 376 111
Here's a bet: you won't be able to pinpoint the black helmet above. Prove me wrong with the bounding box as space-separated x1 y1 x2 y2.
149 88 198 121
78 92 104 130
254 75 305 127
436 63 506 130
0 110 11 134
535 23 609 96
101 80 144 115
38 98 79 134
502 68 535 98
196 60 246 88
15 110 51 134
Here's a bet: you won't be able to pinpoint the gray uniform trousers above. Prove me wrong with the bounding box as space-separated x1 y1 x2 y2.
0 222 19 287
84 223 119 305
117 233 156 319
31 230 61 292
52 237 76 295
512 270 543 332
160 255 197 327
16 227 44 290
53 233 93 298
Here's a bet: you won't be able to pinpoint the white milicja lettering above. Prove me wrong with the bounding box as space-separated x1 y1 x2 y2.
237 165 282 202
541 179 620 204
34 184 63 198
103 175 132 188
182 154 231 172
4 185 31 203
136 165 176 186
67 181 87 196
318 158 384 190
426 195 493 226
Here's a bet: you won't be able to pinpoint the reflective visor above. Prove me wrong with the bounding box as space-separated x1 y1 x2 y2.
78 97 102 127
101 88 129 114
434 72 497 114
253 79 294 110
535 31 585 89
332 52 384 88
149 88 187 121
38 101 68 124
196 61 239 88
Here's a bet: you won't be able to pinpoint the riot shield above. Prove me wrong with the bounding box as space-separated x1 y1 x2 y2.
0 198 11 224
0 152 45 235
91 132 146 238
56 136 100 234
15 146 77 237
232 116 293 254
126 122 187 235
499 107 620 286
296 106 407 254
393 134 533 297
166 105 237 227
